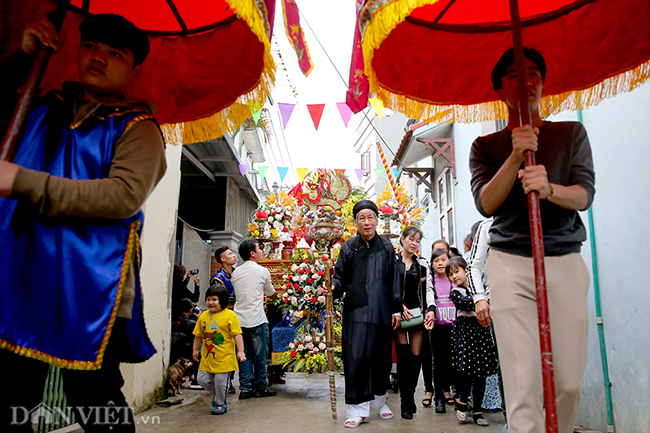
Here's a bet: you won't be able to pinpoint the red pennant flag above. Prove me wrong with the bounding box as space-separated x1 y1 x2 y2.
307 104 326 130
345 2 369 113
282 0 314 77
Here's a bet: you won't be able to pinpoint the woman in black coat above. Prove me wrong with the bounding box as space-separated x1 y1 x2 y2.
394 226 436 419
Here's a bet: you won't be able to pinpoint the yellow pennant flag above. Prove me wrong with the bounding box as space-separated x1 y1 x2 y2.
369 97 384 120
296 168 308 183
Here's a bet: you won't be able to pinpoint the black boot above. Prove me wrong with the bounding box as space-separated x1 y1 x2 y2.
396 344 415 419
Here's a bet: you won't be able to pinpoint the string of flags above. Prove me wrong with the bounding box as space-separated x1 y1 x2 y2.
275 97 384 130
237 164 403 184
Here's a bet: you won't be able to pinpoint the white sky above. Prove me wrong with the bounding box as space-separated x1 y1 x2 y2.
266 0 365 187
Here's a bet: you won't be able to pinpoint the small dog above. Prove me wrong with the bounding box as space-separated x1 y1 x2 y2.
168 358 192 396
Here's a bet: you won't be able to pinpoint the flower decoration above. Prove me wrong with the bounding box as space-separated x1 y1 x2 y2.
275 323 343 374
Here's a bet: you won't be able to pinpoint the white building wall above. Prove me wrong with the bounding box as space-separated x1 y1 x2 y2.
120 141 182 412
445 83 650 432
573 83 650 433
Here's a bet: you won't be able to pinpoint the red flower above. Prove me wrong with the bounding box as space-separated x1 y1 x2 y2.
308 278 314 284
297 269 304 275
379 205 394 215
321 257 327 261
303 259 309 264
283 227 289 232
286 282 292 288
290 350 297 358
311 297 317 303
255 210 268 219
313 350 318 355
317 271 324 276
294 283 300 289
285 215 291 220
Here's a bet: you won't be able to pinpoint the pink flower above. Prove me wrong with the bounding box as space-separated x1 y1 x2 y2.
256 210 268 219
379 205 394 215
319 343 326 350
307 343 314 350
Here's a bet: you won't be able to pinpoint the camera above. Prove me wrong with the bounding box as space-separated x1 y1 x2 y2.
189 269 199 275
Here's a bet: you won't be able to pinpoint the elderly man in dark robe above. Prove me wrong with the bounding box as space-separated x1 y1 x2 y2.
331 200 402 428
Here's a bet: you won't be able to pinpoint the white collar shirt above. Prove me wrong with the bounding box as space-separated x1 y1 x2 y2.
232 260 275 328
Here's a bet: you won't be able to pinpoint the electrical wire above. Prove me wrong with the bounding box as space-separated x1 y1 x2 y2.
297 8 404 165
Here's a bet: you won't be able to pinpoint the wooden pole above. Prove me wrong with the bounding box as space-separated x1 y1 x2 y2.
324 262 337 420
0 0 70 162
508 1 558 432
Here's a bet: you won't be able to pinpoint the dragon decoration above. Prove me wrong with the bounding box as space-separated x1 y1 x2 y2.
294 169 352 211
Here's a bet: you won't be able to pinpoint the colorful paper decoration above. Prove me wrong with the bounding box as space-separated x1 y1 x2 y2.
307 104 326 130
336 102 353 127
369 97 385 120
355 168 366 182
239 164 249 177
278 167 289 183
281 0 314 77
392 168 402 179
258 165 269 183
297 168 308 182
278 103 295 129
373 168 384 179
249 100 265 125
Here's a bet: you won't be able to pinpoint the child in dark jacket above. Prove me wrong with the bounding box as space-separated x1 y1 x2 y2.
446 256 499 427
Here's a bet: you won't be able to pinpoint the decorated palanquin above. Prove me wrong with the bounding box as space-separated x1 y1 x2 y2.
252 169 423 372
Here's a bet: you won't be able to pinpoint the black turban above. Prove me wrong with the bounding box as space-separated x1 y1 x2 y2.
353 200 379 219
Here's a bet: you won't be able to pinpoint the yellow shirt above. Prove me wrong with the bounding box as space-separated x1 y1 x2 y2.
193 309 242 373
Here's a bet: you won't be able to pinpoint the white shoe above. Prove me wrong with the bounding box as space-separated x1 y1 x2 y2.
379 404 393 419
344 417 366 428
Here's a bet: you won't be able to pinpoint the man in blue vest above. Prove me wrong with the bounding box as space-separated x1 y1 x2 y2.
0 14 166 432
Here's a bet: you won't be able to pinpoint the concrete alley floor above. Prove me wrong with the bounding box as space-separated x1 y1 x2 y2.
135 372 507 433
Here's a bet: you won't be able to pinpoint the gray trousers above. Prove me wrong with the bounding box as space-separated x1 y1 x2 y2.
197 371 232 406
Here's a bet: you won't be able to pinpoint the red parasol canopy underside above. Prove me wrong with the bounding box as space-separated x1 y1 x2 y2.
362 0 650 123
2 0 275 142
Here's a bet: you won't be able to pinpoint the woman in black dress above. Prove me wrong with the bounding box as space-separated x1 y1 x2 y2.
394 226 436 419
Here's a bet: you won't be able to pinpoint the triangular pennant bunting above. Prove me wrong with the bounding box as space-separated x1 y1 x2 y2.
249 100 264 118
278 167 289 183
278 103 295 129
355 168 366 182
369 97 384 120
334 169 345 175
392 168 402 179
373 168 385 178
296 168 308 182
239 164 249 177
258 165 269 183
336 102 353 127
252 108 263 125
307 104 326 130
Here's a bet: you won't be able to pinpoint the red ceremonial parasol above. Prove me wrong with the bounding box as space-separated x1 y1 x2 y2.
349 1 650 432
0 0 276 149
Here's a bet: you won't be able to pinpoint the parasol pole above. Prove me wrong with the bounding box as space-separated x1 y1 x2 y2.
0 0 70 162
324 261 337 420
508 1 559 432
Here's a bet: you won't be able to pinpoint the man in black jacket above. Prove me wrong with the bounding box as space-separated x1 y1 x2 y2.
330 200 402 428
